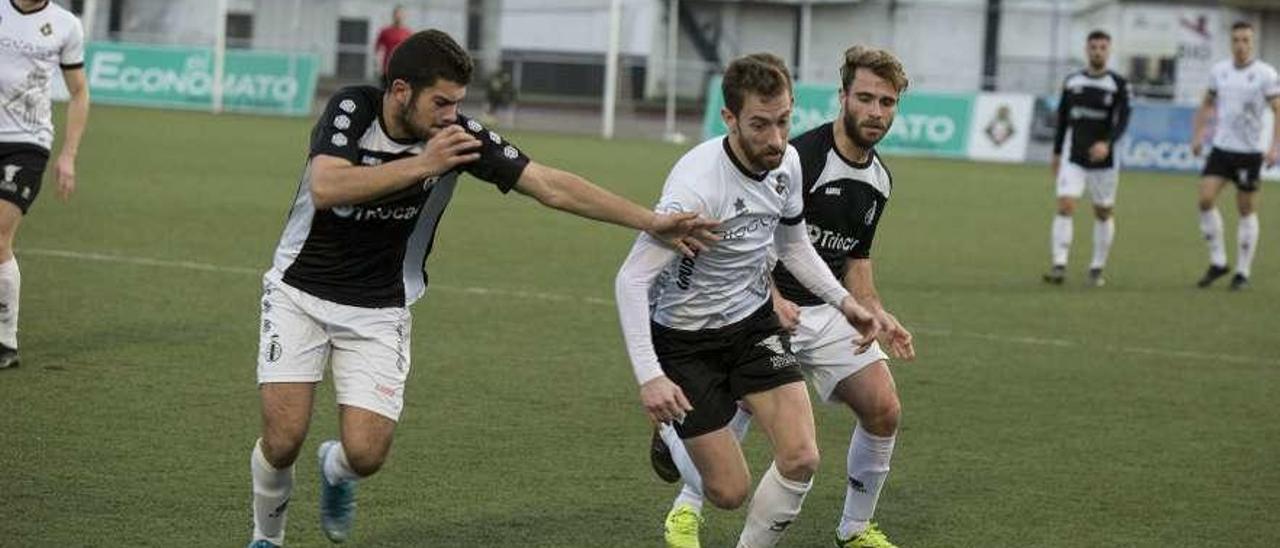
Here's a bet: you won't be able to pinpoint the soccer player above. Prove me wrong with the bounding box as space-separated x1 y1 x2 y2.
1044 30 1131 287
1191 21 1280 290
246 30 717 547
375 5 412 82
0 0 89 369
647 46 915 548
616 53 884 548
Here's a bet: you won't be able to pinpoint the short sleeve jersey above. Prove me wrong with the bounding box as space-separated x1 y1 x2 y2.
648 137 804 330
1209 59 1280 154
772 123 892 306
270 86 530 308
0 0 84 150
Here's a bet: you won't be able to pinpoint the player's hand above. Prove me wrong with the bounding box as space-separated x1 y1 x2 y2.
1089 141 1110 162
876 310 915 362
1267 148 1279 168
838 296 881 353
55 152 76 202
772 295 801 333
1050 154 1061 177
1191 136 1203 157
648 212 720 258
639 376 693 425
420 125 481 178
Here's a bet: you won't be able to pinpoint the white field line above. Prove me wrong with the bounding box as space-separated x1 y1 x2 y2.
21 247 1279 367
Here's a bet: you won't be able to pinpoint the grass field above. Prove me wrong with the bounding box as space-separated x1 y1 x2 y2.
2 104 1277 547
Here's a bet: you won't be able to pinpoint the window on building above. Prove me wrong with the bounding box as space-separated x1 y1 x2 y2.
226 12 253 49
336 18 370 80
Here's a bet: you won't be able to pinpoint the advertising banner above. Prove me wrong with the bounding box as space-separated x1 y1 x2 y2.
967 93 1034 163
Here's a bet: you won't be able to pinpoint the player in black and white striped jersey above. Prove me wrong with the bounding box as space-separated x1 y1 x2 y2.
245 30 718 548
1045 30 1131 287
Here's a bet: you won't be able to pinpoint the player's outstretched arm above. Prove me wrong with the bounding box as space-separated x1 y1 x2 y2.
774 221 880 348
845 258 914 361
513 162 719 257
55 68 88 202
615 235 692 424
310 126 480 209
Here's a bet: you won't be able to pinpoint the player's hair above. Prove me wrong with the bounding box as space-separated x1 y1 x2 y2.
1087 30 1111 42
840 45 909 94
384 29 473 92
721 53 792 116
1232 21 1254 32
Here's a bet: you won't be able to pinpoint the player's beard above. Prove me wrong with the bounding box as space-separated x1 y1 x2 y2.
842 108 889 150
732 127 785 172
397 101 433 141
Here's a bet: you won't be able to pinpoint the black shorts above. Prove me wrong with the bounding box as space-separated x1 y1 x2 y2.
652 302 803 439
1202 148 1264 192
0 142 49 213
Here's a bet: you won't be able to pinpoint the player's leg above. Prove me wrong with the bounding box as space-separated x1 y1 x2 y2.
1047 162 1084 284
321 305 412 542
1197 150 1233 287
1231 178 1262 290
794 305 898 546
655 404 753 547
251 277 330 546
0 146 46 369
1086 167 1119 287
737 381 818 548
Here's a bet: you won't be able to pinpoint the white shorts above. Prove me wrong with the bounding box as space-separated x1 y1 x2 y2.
1056 161 1119 207
791 304 889 403
258 274 412 421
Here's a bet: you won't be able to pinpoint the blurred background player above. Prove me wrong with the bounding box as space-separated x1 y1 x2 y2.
0 0 89 369
1045 30 1131 287
650 45 915 548
375 5 412 84
1191 21 1280 291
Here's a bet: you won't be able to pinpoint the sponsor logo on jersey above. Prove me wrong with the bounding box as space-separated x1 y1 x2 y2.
824 186 842 196
338 205 422 222
717 215 778 241
675 255 697 290
809 224 859 252
865 202 877 226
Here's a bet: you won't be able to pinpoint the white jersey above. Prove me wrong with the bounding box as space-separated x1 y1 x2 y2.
0 1 84 150
1208 58 1280 154
649 137 804 330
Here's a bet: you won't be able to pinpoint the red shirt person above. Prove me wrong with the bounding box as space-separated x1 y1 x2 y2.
376 6 412 76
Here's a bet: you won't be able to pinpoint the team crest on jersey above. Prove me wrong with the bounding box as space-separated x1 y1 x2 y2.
774 172 790 195
40 23 52 36
864 202 877 226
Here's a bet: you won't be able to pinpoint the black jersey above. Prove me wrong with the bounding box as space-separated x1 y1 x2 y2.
1053 69 1132 169
270 86 530 308
772 123 892 307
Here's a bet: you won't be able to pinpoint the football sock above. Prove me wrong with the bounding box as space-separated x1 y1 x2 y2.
737 462 811 548
251 439 293 545
322 441 361 485
0 257 19 349
1090 217 1115 270
837 425 896 539
1200 208 1227 267
661 424 705 511
1237 213 1259 277
1051 214 1073 266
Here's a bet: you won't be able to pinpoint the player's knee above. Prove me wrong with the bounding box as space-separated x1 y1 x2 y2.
704 480 750 510
775 445 820 482
1093 207 1112 221
344 446 388 477
1198 198 1216 211
861 395 901 437
260 432 306 468
1056 201 1075 216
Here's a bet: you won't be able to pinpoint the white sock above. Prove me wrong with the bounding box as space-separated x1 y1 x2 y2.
661 424 705 511
1051 214 1073 267
837 425 896 539
322 441 361 485
1200 208 1227 267
1236 213 1259 277
737 462 812 548
0 257 20 349
1090 217 1115 270
251 439 293 545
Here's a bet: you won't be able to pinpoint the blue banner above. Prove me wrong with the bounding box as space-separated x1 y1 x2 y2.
1119 103 1203 171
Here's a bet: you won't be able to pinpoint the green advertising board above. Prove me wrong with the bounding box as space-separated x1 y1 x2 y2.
85 42 318 116
702 77 974 158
